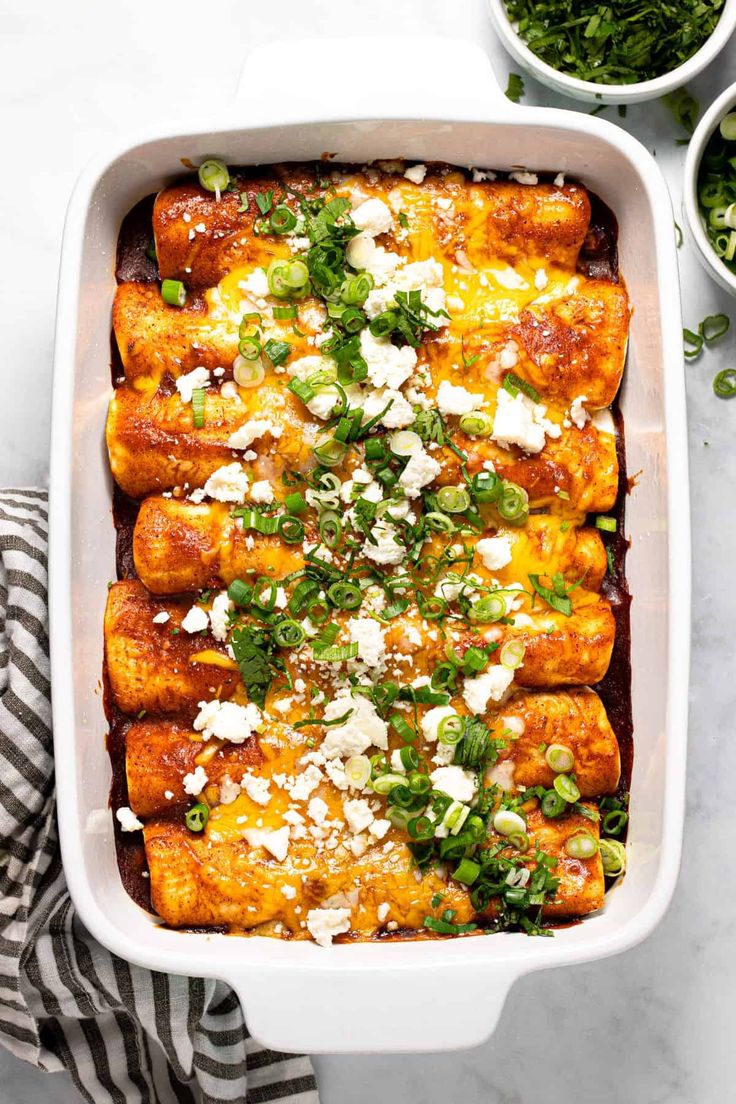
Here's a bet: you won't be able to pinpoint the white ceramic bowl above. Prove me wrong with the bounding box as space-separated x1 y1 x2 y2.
684 80 736 294
487 0 736 104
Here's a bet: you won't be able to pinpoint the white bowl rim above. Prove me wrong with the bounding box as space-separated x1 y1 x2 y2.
684 80 736 294
487 0 736 101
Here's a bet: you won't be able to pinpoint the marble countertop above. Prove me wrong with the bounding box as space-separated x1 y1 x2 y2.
3 0 735 1100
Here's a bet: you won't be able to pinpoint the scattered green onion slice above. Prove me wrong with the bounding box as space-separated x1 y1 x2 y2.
720 112 736 142
372 772 406 795
284 491 307 514
437 714 463 745
471 470 502 503
269 205 297 234
713 368 736 398
595 516 617 532
702 313 730 342
390 714 416 744
469 594 507 623
454 858 481 885
541 790 566 818
545 743 574 773
327 582 362 610
493 809 526 837
437 486 470 514
424 511 455 533
500 640 525 670
273 619 306 648
277 514 305 543
497 481 529 525
161 279 186 307
345 755 371 788
553 773 581 804
602 809 629 836
564 831 599 860
509 831 529 852
238 335 262 361
267 258 310 299
191 387 206 428
313 438 347 467
459 410 493 437
389 429 423 456
233 355 265 388
318 510 343 549
273 303 299 321
227 578 252 607
185 802 209 832
503 372 540 403
198 158 229 196
600 838 627 877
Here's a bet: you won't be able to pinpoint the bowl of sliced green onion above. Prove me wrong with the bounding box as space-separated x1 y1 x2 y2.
487 0 736 105
685 82 736 294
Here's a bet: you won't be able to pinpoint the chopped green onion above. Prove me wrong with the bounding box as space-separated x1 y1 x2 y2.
227 578 252 607
327 582 362 610
191 387 206 428
469 594 507 623
471 470 503 503
273 304 298 320
345 754 372 788
493 809 526 837
273 619 306 648
233 355 265 388
269 205 298 234
553 774 581 804
314 642 359 663
238 335 262 361
264 339 291 367
503 372 540 403
509 831 529 852
505 72 524 104
277 515 305 543
424 511 455 533
436 486 470 514
497 482 529 525
454 858 481 885
500 640 525 670
341 272 374 306
389 429 423 456
284 492 307 514
389 714 416 744
702 313 730 343
198 159 229 196
602 809 629 836
541 789 566 818
595 516 617 532
372 772 406 795
459 410 493 437
161 279 186 307
437 714 463 745
600 838 627 876
399 746 419 771
318 510 343 549
185 802 209 832
267 258 310 299
252 577 277 612
721 112 736 141
564 831 598 860
313 438 347 467
545 744 574 773
714 368 736 398
288 378 315 404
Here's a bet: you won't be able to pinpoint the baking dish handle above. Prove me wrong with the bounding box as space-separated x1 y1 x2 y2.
229 961 522 1053
235 37 509 122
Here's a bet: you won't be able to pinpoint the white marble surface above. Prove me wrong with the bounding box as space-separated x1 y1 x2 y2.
2 0 735 1100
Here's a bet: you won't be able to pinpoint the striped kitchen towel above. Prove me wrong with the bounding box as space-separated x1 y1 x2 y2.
0 490 319 1104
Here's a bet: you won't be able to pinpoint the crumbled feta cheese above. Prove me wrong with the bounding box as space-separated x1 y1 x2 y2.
347 617 386 668
152 611 170 625
351 197 393 236
288 764 324 801
554 172 566 187
249 479 274 504
321 693 389 758
364 258 447 324
361 387 415 429
476 535 514 571
219 775 241 805
307 797 329 825
244 826 290 862
509 171 538 185
202 462 249 504
534 268 549 291
430 765 477 803
503 715 526 737
343 798 374 834
363 520 405 566
193 699 262 744
164 790 174 800
240 268 270 300
462 665 515 714
398 447 441 499
404 163 427 184
490 265 529 291
116 806 143 832
377 902 390 922
360 329 417 390
436 380 484 417
472 168 496 182
491 389 561 455
181 604 209 634
306 907 351 947
176 366 210 404
280 883 297 900
240 771 272 806
569 395 590 430
227 418 279 450
498 341 519 370
345 234 401 281
208 591 233 642
183 765 208 796
487 760 516 791
368 818 390 840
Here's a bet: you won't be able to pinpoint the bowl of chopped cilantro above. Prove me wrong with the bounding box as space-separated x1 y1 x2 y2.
487 0 736 104
685 81 736 294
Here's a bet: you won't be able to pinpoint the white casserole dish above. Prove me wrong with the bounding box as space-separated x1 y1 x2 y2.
48 39 690 1054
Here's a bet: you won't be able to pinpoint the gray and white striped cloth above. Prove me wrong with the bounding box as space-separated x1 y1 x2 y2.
0 490 320 1104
